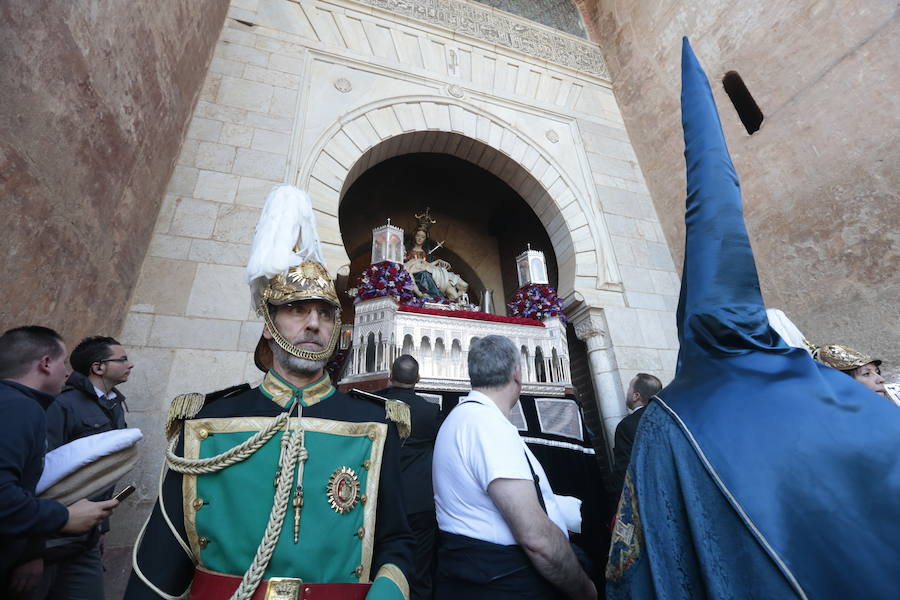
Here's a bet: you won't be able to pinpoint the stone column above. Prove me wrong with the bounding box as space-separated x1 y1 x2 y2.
571 306 625 446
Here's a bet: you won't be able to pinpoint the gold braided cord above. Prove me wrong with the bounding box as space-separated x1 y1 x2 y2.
258 298 342 362
165 412 289 475
166 408 309 600
231 417 303 600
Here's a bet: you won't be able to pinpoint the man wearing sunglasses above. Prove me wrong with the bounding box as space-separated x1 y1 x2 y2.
41 336 133 599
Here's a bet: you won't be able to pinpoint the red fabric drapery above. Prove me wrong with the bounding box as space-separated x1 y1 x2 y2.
397 305 545 327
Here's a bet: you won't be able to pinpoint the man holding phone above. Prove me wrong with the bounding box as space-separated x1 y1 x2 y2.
0 327 119 597
41 336 133 600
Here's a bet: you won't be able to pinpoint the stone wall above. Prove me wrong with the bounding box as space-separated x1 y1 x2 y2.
0 0 229 353
1 2 228 596
582 0 900 380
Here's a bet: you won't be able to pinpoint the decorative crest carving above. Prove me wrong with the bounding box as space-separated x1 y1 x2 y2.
354 0 609 78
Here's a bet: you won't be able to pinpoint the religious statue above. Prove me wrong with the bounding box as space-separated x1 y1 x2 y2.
405 208 469 300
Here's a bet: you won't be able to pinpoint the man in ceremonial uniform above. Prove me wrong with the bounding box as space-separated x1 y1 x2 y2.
127 186 413 600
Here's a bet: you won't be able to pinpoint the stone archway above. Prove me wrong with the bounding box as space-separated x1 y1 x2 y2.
297 95 621 299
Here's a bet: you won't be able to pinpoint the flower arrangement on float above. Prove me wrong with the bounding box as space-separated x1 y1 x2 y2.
351 261 420 305
507 283 567 323
350 261 479 310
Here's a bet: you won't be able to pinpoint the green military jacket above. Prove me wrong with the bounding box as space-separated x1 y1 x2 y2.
126 372 413 599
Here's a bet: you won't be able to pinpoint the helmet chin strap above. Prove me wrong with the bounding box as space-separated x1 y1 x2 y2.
259 299 342 362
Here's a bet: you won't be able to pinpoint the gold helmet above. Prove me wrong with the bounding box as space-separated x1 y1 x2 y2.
247 185 341 372
812 344 881 372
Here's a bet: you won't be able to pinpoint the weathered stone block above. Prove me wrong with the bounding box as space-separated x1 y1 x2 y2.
188 238 250 266
119 312 154 347
148 316 241 351
185 263 249 320
212 204 262 244
236 175 280 206
216 75 274 112
220 122 254 147
164 349 250 399
232 147 287 180
251 129 291 154
194 169 240 202
169 197 220 238
130 257 197 316
186 117 225 142
166 165 200 195
194 141 237 172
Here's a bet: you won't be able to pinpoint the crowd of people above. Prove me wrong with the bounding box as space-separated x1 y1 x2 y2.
2 37 898 600
2 322 893 600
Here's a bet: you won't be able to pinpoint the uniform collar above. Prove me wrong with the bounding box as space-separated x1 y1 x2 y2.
260 370 335 409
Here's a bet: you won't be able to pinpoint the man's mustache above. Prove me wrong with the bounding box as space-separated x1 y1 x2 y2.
291 335 324 348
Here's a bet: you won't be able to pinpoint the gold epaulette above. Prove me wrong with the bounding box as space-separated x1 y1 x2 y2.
165 393 206 440
385 399 412 440
349 388 412 439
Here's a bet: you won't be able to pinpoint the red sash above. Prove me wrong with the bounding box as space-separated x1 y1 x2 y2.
190 567 371 600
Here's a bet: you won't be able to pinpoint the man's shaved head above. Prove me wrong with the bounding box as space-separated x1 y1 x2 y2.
390 355 419 387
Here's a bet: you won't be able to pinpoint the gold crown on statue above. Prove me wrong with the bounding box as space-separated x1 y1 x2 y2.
413 207 436 234
812 344 881 371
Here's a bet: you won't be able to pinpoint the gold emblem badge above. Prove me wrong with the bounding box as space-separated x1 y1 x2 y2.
264 577 302 600
327 467 361 514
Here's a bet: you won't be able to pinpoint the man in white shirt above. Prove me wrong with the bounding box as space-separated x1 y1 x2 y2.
432 335 596 600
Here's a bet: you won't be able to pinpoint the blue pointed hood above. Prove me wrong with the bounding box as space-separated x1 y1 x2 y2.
675 38 786 372
654 37 900 598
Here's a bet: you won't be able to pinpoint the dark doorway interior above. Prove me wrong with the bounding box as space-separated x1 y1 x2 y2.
339 152 558 318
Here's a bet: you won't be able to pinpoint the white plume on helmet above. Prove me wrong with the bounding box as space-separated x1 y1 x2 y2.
246 185 325 308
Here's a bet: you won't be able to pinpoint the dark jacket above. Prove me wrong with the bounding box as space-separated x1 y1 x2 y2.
377 386 441 515
611 405 647 493
43 371 128 559
46 371 127 450
0 380 69 582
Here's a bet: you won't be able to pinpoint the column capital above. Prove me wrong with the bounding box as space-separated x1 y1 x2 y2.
569 305 609 344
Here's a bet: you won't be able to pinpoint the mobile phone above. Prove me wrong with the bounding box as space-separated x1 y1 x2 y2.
112 485 136 502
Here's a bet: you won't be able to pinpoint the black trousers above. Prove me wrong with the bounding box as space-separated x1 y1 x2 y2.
434 531 559 600
408 511 437 600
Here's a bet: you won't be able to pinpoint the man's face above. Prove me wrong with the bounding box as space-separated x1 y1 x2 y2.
98 345 133 386
45 342 69 395
265 300 336 376
854 362 886 397
625 377 640 411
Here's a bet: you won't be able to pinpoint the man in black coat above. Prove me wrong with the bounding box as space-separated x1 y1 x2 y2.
611 373 662 493
0 326 117 597
44 336 132 599
378 355 441 600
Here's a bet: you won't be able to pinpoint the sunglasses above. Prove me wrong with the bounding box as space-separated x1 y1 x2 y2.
99 357 130 364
